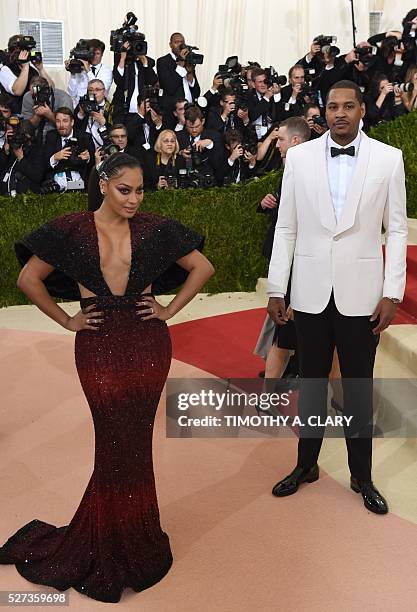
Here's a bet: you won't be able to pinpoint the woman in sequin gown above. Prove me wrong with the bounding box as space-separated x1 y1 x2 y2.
0 153 214 603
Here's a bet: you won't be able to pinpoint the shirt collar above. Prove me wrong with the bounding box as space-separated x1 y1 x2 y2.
327 130 361 155
170 51 177 61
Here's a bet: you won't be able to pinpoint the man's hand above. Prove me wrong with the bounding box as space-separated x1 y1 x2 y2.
264 88 274 100
138 55 148 66
244 149 257 166
271 83 281 95
90 110 106 126
149 107 163 127
267 297 288 326
344 49 357 64
370 298 397 334
179 147 191 159
157 176 168 189
178 47 189 62
380 82 394 96
18 50 29 63
229 144 243 162
260 193 277 209
78 149 90 162
95 148 104 166
81 60 90 72
237 108 249 125
53 147 72 162
193 139 212 151
34 104 54 121
292 83 302 98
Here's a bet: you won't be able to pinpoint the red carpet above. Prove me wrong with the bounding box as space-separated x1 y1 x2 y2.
401 245 417 323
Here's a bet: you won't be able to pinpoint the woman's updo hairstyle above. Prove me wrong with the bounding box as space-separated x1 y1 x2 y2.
99 152 142 181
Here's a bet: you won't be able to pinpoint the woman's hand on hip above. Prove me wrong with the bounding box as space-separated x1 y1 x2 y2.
65 304 104 331
136 296 173 321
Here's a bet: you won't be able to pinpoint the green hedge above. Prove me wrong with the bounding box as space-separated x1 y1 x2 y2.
370 111 417 218
0 173 279 307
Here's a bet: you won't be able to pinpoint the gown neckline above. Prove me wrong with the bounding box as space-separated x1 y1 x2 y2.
90 210 134 297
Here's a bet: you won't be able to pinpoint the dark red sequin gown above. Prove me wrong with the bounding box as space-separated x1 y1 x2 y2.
0 211 203 603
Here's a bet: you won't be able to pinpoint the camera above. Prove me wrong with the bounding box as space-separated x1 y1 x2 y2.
354 45 377 65
143 85 163 116
229 76 250 111
178 44 204 65
217 55 241 80
97 126 120 157
79 93 100 114
241 131 258 157
396 82 414 94
28 50 42 63
265 66 287 87
110 12 148 59
40 178 61 194
66 39 95 74
178 168 215 189
63 137 85 162
314 35 337 50
321 45 340 58
32 84 52 106
312 114 327 128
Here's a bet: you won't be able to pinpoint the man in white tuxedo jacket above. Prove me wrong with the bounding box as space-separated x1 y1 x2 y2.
267 80 408 514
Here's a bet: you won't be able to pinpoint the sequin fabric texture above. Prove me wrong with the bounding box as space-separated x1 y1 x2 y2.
0 211 204 603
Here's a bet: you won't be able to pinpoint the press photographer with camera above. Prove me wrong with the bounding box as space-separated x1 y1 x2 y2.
206 88 249 134
0 93 13 148
44 107 94 191
247 68 281 139
177 105 221 186
169 97 187 132
400 64 417 110
157 32 201 113
127 92 165 151
0 119 45 195
0 35 54 114
365 73 408 128
328 41 384 96
275 64 315 118
401 9 417 67
74 79 113 149
66 38 113 106
303 102 328 138
111 13 158 125
217 128 257 186
21 76 73 143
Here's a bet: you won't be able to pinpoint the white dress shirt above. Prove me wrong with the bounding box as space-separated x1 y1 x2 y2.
67 63 113 106
171 52 195 103
327 130 361 223
49 131 82 188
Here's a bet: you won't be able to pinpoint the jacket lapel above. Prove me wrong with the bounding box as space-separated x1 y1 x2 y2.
314 132 336 232
334 131 371 236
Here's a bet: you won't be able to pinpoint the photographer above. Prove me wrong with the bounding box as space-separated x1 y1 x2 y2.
21 76 73 143
217 128 257 186
112 32 158 125
0 119 44 195
255 124 282 175
303 102 328 139
142 129 185 191
157 32 201 113
0 93 13 148
328 41 384 96
0 35 54 114
206 88 249 134
74 79 112 149
400 64 417 111
274 64 314 120
400 9 417 68
66 39 113 106
365 74 408 128
247 68 280 139
128 93 165 151
44 107 94 190
169 97 187 132
177 105 221 176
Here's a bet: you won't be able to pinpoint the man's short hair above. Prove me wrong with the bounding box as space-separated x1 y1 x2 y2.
30 75 49 88
289 64 304 79
280 117 311 143
170 32 184 42
302 102 321 118
250 68 266 82
0 92 13 109
110 123 127 135
326 80 363 104
224 128 243 147
174 97 187 110
184 105 204 124
221 88 235 102
88 79 105 89
89 38 105 53
55 107 74 119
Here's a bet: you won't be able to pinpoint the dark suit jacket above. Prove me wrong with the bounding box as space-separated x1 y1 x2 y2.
0 145 45 194
112 55 158 117
44 128 95 182
247 90 271 122
177 128 223 177
156 53 200 112
206 107 247 134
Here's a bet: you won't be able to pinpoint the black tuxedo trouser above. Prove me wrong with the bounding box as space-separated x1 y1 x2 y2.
294 293 379 481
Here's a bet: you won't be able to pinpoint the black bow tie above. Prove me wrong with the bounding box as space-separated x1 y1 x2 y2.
330 146 355 158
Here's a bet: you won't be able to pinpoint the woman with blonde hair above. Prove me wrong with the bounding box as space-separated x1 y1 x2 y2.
143 129 185 190
399 64 417 111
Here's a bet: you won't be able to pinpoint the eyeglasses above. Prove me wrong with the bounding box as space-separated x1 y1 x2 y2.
88 87 104 93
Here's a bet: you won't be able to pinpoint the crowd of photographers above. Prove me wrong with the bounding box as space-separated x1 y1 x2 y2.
1 9 417 197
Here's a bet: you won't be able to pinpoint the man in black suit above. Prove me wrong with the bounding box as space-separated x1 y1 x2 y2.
206 88 250 135
247 68 280 140
177 105 222 181
44 107 94 190
112 41 158 125
0 119 45 194
157 32 200 114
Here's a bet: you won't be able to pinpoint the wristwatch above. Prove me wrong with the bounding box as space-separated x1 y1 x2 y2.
384 297 402 304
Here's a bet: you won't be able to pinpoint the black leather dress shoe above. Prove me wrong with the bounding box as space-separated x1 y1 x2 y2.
272 464 319 497
350 477 389 515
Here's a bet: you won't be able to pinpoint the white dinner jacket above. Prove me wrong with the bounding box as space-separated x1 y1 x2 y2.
267 130 408 316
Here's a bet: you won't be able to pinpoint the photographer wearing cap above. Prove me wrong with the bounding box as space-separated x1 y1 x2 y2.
66 39 113 106
157 32 201 113
21 76 73 143
44 107 94 191
74 79 113 149
0 119 45 195
0 35 54 114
